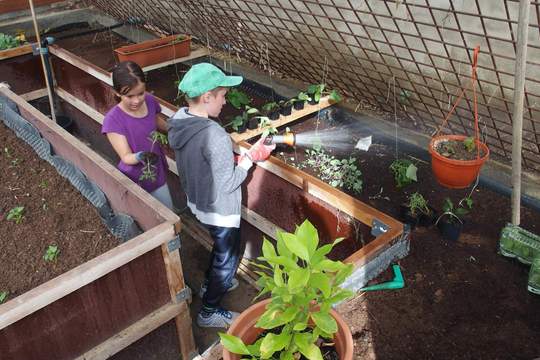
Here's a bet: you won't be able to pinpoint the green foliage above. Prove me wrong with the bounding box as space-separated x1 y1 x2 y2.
297 92 310 102
407 192 430 217
307 84 325 103
441 197 473 224
139 161 157 182
463 137 476 152
399 89 411 104
219 219 354 360
262 102 279 113
149 130 168 146
328 89 342 103
304 147 362 194
227 88 251 110
0 291 8 304
39 180 49 189
44 245 60 262
389 159 417 188
6 206 24 224
0 33 23 51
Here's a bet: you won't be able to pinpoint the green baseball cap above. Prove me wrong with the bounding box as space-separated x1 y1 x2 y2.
178 63 243 98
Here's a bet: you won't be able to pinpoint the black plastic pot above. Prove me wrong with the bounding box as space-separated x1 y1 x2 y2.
293 101 305 110
280 104 292 116
308 98 319 105
418 206 437 227
247 117 259 130
235 121 247 134
268 110 280 120
437 218 463 241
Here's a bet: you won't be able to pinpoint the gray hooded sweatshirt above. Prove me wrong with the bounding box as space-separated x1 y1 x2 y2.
168 107 251 228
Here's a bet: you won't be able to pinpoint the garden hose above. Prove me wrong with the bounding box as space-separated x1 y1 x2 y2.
360 264 405 291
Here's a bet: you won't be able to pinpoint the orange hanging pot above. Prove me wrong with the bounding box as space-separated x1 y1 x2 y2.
429 134 489 189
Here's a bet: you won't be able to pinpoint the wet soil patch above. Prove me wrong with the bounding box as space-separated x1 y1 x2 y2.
0 122 118 300
434 138 487 161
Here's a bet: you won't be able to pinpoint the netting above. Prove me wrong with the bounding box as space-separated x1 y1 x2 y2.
84 0 540 172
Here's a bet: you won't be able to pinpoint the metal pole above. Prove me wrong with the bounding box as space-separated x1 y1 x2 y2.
511 0 531 225
28 0 57 122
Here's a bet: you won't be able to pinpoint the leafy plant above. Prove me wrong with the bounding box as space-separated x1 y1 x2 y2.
219 219 354 360
307 84 325 103
262 102 279 113
227 88 251 110
328 89 342 103
304 147 362 194
6 206 24 224
139 161 157 182
407 192 430 217
39 180 49 188
389 159 417 188
44 245 60 262
0 33 23 51
0 291 8 304
463 137 476 153
149 130 168 146
297 92 310 103
440 197 473 224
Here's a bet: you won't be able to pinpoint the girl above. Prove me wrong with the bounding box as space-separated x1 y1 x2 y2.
102 61 173 210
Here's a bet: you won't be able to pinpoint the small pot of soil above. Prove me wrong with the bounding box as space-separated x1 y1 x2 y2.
399 204 420 230
437 217 463 241
114 34 191 68
280 103 293 116
308 98 319 105
268 109 280 120
234 121 248 134
429 134 489 189
418 206 437 227
247 117 259 130
293 100 305 110
223 299 354 360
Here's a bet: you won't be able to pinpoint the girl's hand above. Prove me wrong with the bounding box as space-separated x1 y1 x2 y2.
135 151 158 164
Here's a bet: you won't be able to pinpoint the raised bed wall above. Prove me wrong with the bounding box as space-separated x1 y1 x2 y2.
46 44 407 291
0 85 196 360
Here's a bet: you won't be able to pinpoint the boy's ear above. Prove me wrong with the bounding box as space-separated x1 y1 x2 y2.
201 91 212 103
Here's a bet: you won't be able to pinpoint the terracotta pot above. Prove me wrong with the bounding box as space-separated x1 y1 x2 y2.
223 299 354 360
114 34 191 68
429 134 489 189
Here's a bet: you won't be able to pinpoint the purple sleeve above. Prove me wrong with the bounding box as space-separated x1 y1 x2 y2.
102 109 126 136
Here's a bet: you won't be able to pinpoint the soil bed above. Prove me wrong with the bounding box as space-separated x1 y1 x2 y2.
434 138 487 161
0 121 117 300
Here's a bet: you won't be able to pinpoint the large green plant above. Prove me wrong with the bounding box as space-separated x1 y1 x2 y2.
219 219 354 360
0 33 23 51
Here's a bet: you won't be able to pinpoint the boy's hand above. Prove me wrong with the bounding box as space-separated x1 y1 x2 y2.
247 135 275 162
136 151 158 164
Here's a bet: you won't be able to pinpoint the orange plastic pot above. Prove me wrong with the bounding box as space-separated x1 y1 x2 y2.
223 299 354 360
114 34 191 68
429 134 489 189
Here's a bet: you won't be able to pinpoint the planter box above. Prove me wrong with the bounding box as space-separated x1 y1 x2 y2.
114 34 191 68
0 85 196 360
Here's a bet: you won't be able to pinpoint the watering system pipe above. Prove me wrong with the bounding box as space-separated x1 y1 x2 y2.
264 132 296 147
28 0 56 122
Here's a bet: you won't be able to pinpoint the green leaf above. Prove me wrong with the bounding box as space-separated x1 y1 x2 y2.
326 288 354 306
246 338 263 357
313 259 344 272
309 273 331 298
219 333 251 355
260 332 291 358
311 244 333 264
293 322 308 331
266 255 298 271
283 232 310 261
288 268 310 292
0 291 8 304
329 89 342 102
295 335 323 360
334 263 354 285
262 238 277 259
311 311 338 334
274 267 284 287
405 163 418 182
276 231 293 258
296 219 319 258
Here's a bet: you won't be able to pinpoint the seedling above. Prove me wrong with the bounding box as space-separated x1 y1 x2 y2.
149 130 168 146
261 101 279 113
0 33 23 51
307 83 325 103
440 196 473 224
39 180 49 188
226 88 251 109
0 291 8 304
139 161 157 182
463 136 476 152
407 192 430 217
6 206 24 224
44 245 60 262
390 159 417 188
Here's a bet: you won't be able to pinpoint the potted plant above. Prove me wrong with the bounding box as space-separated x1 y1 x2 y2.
227 88 252 110
293 92 310 110
219 219 355 360
0 32 25 51
389 159 417 188
399 192 436 229
279 99 293 116
306 85 342 105
436 196 473 241
245 106 262 130
114 34 191 68
262 101 280 120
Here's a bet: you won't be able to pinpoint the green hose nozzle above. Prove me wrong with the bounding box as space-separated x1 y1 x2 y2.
360 265 405 291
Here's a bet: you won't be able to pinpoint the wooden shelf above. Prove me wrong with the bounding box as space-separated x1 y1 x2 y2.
0 44 33 61
230 95 338 143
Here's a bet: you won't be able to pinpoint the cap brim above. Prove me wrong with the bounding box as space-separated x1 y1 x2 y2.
219 75 243 88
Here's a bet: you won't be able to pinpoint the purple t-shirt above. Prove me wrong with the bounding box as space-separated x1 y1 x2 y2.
102 93 168 192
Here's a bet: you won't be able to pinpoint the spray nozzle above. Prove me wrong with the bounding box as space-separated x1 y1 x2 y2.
264 132 296 147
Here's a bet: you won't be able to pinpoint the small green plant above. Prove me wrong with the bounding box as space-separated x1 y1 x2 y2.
390 159 417 188
440 196 473 224
0 33 23 51
219 219 354 360
262 101 279 113
39 180 49 188
6 206 24 224
297 91 310 103
139 161 157 182
304 147 363 193
407 192 430 217
226 88 251 109
149 130 168 146
44 245 60 262
307 84 325 103
463 137 476 152
0 291 8 304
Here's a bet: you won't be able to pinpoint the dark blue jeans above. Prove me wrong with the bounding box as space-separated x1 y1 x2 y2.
202 225 241 308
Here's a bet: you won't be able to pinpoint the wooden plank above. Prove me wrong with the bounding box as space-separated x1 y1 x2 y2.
142 48 209 72
194 341 222 360
49 45 113 85
343 228 402 266
75 302 183 360
0 84 178 229
20 87 47 101
0 0 61 14
230 96 337 143
56 87 105 124
0 221 175 330
0 44 33 60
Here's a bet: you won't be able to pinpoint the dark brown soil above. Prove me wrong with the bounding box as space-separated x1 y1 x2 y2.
435 139 487 161
0 122 118 301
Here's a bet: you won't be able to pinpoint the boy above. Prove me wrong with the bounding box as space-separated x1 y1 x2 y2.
168 63 275 328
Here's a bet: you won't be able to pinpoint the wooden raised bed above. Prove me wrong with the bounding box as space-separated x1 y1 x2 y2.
44 44 406 292
0 84 196 360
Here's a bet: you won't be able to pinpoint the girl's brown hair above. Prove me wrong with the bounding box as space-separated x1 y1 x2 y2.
112 61 145 95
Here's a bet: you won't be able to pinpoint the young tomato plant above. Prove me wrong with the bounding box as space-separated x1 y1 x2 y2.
219 219 354 360
389 159 417 188
6 206 24 224
44 245 60 262
226 88 251 109
407 192 430 217
463 137 476 152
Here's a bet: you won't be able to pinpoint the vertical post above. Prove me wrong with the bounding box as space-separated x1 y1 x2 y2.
511 0 530 226
28 0 57 122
